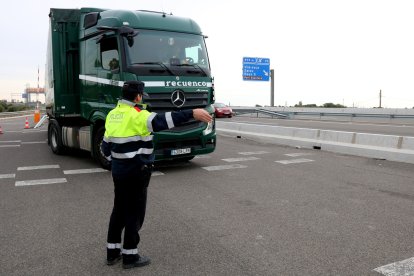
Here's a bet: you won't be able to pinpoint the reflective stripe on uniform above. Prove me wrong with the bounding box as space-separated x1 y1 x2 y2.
104 155 112 161
122 248 138 255
111 148 154 159
107 243 121 249
105 135 153 144
165 112 174 129
118 99 135 107
146 113 157 133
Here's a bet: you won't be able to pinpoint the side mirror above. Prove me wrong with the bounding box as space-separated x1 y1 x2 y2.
118 26 139 47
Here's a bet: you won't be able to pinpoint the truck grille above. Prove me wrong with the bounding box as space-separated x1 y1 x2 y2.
162 120 205 133
145 92 209 112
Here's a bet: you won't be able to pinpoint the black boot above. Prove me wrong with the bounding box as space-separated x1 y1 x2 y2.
122 254 151 269
106 248 121 265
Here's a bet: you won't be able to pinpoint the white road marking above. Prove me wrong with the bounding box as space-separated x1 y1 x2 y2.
238 151 269 155
15 178 67 187
151 171 164 176
0 145 20 148
194 155 211 159
0 140 21 143
17 165 60 171
284 153 313 157
222 157 260 162
63 168 108 174
7 130 47 133
374 256 414 275
202 164 247 171
0 174 16 179
275 158 314 164
21 141 47 144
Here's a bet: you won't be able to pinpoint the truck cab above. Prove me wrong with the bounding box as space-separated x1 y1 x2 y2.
46 8 216 169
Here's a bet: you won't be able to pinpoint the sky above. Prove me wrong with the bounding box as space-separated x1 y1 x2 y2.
1 0 414 108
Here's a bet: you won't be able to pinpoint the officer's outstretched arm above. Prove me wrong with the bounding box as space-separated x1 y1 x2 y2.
192 109 212 123
148 109 212 133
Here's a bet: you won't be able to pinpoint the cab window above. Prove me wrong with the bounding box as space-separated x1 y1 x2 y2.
100 37 119 71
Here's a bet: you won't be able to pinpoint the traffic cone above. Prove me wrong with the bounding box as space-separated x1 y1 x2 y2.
0 125 3 134
24 117 30 129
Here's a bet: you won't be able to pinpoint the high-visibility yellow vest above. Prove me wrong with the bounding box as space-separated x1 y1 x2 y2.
104 99 155 160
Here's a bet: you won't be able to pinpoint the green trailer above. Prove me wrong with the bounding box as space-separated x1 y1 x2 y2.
45 8 216 169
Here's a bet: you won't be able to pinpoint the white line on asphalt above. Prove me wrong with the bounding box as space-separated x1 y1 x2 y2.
194 155 211 159
284 153 313 157
275 158 314 164
222 157 260 162
202 164 247 171
0 174 16 179
374 256 414 275
17 165 60 171
0 145 20 148
238 151 269 155
0 140 21 143
7 130 47 133
15 178 67 187
21 141 47 144
63 168 108 174
151 171 165 176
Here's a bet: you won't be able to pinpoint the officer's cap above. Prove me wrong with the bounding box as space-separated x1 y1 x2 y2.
122 80 145 95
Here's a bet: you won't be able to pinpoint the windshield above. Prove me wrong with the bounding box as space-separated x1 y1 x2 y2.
125 29 211 77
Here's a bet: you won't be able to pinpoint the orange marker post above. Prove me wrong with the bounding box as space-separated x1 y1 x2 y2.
34 109 40 124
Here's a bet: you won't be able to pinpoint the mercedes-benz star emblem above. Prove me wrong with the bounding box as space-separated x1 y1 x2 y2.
171 90 186 108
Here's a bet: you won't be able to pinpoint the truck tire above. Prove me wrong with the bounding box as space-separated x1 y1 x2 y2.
48 119 66 154
93 126 111 170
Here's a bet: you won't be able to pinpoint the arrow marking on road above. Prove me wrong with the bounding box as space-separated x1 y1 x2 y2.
374 256 414 275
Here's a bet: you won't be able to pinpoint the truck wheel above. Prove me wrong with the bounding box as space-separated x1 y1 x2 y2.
93 126 111 170
48 119 65 154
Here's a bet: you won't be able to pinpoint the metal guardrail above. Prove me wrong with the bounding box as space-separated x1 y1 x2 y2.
232 108 414 121
0 109 46 119
234 108 289 118
287 111 414 119
255 109 289 118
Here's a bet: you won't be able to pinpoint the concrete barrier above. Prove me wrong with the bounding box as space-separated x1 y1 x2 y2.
216 121 414 164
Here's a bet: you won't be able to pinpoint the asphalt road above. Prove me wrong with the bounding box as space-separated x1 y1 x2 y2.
1 116 414 275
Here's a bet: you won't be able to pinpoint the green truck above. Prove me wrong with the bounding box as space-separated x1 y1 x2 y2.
45 8 216 169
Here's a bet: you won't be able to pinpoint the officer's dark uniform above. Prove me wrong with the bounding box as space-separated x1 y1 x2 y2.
101 81 195 269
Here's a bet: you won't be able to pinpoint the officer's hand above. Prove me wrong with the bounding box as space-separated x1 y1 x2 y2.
193 108 212 123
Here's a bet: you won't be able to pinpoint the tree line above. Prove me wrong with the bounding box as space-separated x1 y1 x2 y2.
0 101 29 112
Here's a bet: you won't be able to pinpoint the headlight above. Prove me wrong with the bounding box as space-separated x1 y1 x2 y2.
203 119 215 135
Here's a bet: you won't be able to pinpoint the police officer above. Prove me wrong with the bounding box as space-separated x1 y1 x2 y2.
102 80 212 269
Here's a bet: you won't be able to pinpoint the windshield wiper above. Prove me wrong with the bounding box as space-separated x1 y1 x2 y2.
175 63 207 76
132 62 175 76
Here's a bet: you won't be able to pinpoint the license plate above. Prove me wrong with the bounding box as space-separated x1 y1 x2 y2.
171 148 191 156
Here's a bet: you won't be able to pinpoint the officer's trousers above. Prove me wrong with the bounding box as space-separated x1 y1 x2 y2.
107 168 151 252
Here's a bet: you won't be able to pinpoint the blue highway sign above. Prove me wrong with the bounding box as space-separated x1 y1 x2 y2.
242 57 270 81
